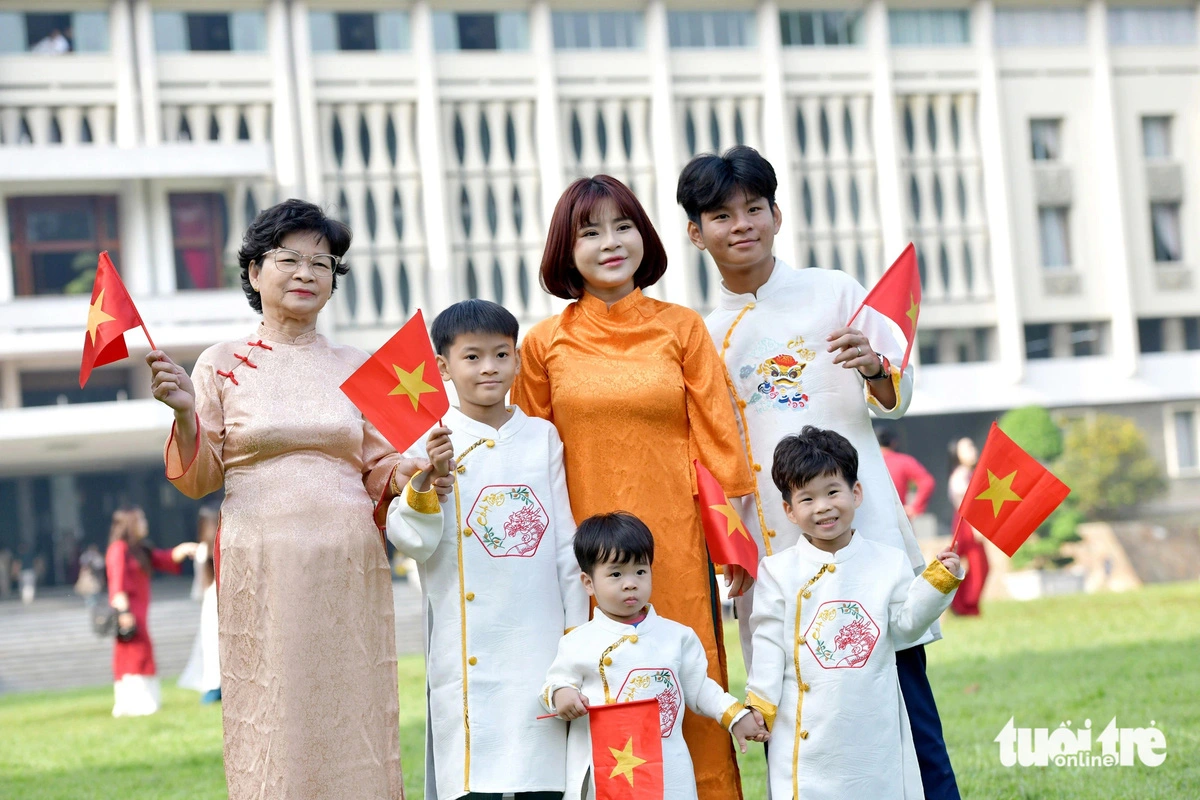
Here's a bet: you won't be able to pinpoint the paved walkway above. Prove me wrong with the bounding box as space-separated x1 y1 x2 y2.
0 578 425 695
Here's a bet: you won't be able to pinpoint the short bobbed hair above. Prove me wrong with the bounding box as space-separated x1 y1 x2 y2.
540 175 668 300
237 199 352 313
772 425 860 501
574 512 655 575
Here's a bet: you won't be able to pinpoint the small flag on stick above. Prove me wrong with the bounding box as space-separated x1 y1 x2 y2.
589 698 664 800
80 252 155 387
694 460 759 580
847 242 921 370
952 422 1071 557
340 310 450 454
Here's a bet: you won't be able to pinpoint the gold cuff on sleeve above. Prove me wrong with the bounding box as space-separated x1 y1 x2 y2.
721 701 747 731
923 559 963 595
405 481 440 515
745 691 778 732
865 365 904 412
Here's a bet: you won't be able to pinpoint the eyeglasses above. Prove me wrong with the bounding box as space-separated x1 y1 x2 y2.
263 248 340 276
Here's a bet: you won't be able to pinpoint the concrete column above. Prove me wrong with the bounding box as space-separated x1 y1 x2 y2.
1088 0 1139 376
0 361 20 409
412 1 453 313
132 0 161 145
645 0 689 305
118 180 155 295
267 0 303 198
531 1 566 225
49 474 81 585
757 0 797 268
111 0 141 147
289 0 324 202
0 188 13 302
15 478 36 554
973 1 1026 378
865 1 906 261
146 181 176 294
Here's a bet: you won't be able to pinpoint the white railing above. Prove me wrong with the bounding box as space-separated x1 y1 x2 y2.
0 55 119 147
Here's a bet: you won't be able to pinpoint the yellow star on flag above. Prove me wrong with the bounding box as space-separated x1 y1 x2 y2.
608 736 647 787
388 362 438 411
975 470 1023 517
709 501 751 541
86 289 117 344
906 293 920 329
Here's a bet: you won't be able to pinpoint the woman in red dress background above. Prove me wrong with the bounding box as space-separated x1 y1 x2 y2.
106 507 197 717
948 437 989 616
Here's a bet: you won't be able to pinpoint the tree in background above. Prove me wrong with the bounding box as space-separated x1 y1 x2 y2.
998 405 1063 462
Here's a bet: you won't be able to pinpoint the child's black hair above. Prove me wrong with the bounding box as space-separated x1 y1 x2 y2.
676 145 778 226
430 299 519 356
574 512 655 575
772 426 859 500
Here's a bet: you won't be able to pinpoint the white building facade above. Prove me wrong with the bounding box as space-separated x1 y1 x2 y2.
1 0 1199 576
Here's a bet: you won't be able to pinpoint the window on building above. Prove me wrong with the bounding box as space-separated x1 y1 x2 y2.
889 10 970 46
779 11 864 46
1030 119 1061 161
1109 7 1197 46
1142 116 1172 159
1037 207 1071 269
170 193 230 291
994 9 1087 46
433 12 528 51
1185 317 1200 350
7 195 120 297
1151 202 1182 262
1071 322 1103 356
1171 408 1198 472
552 11 643 49
668 11 755 48
1025 324 1052 359
21 368 132 407
1138 318 1165 353
0 11 109 53
153 11 266 52
309 11 409 52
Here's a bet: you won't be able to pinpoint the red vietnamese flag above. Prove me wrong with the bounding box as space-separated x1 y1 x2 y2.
589 698 664 800
847 242 921 370
339 310 450 454
694 460 758 580
955 422 1071 557
80 252 154 387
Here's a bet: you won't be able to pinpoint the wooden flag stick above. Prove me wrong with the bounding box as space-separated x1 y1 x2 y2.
139 321 157 352
949 515 967 554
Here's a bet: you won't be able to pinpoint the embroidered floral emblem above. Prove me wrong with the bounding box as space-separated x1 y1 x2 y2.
742 337 816 412
617 668 682 737
467 484 549 558
804 600 880 669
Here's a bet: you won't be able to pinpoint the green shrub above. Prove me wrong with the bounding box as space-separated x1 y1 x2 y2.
997 405 1063 462
1053 414 1166 518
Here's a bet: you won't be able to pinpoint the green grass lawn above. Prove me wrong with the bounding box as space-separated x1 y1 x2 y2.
2 583 1197 799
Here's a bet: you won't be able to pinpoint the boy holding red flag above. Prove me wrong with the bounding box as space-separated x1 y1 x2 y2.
387 300 590 800
542 513 768 800
746 427 961 800
677 146 960 799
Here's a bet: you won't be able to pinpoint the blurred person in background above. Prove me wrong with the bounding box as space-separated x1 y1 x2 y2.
0 548 11 599
179 506 222 704
948 437 989 616
877 426 936 521
106 506 197 717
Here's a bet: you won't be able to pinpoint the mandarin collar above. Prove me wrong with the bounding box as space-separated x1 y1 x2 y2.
792 529 865 565
577 288 645 318
718 258 794 310
444 405 528 442
256 321 319 346
592 603 658 634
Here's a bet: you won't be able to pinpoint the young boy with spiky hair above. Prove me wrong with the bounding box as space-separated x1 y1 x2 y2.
747 426 961 800
677 145 962 798
387 299 589 800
